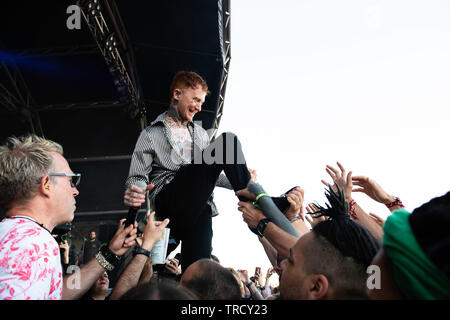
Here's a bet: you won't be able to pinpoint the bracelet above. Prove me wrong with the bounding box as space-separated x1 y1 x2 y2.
100 245 121 266
385 197 404 209
252 193 269 209
246 281 254 289
95 251 114 271
348 200 359 221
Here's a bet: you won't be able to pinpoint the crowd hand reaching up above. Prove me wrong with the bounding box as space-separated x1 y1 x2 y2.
305 203 328 228
135 212 170 251
108 219 139 256
165 258 181 275
238 201 267 229
265 267 275 284
284 187 305 220
124 183 155 207
368 212 385 228
322 162 353 201
351 176 395 205
248 168 257 182
237 269 251 286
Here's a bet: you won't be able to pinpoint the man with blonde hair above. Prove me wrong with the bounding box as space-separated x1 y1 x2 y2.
0 135 137 300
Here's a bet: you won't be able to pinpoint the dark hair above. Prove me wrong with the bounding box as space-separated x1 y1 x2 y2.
308 186 381 268
181 259 242 300
302 232 369 299
409 191 450 278
121 278 197 300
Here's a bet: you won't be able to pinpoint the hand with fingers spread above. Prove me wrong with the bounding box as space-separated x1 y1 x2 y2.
321 162 353 201
124 183 155 207
136 212 170 251
351 176 395 205
108 219 139 256
305 203 328 228
238 201 267 229
284 187 305 220
368 212 385 228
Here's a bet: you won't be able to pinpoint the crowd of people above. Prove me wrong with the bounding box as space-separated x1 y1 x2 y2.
0 70 449 300
0 133 448 300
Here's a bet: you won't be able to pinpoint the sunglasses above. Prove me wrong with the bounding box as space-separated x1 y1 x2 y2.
48 173 81 188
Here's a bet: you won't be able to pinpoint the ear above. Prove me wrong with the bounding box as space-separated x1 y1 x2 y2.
39 175 51 198
306 274 329 300
172 88 182 101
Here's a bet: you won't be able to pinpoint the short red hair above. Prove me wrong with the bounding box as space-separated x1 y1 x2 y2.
170 71 210 98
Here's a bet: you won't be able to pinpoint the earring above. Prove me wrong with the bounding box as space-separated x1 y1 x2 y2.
45 185 50 190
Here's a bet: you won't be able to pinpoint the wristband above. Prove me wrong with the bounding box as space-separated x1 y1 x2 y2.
252 193 269 209
100 245 121 266
134 246 151 257
246 282 254 289
385 197 404 209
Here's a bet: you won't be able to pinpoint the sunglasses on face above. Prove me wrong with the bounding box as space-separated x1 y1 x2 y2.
48 173 81 188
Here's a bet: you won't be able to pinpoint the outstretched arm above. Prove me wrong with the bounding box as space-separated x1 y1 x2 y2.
109 212 169 300
352 175 403 212
238 201 298 258
322 162 384 241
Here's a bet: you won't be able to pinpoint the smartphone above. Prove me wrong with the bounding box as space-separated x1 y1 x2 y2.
255 267 261 278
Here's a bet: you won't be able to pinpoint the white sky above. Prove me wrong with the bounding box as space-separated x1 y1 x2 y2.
202 0 450 285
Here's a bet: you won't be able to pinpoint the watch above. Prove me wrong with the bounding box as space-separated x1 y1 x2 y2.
133 246 151 257
256 218 270 237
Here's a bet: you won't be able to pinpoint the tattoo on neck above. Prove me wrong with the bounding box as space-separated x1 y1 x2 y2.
167 105 187 125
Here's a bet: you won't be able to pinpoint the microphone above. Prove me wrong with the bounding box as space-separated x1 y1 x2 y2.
124 181 148 228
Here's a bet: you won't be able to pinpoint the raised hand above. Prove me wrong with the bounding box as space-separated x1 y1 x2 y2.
238 201 266 229
108 219 138 256
305 203 328 228
136 212 170 251
284 187 305 220
248 168 257 182
165 258 181 275
321 162 353 201
351 176 395 204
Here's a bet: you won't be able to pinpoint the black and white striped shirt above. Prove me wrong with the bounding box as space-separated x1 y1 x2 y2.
125 111 232 215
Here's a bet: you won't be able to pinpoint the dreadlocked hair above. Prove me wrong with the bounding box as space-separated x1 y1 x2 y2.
309 185 381 268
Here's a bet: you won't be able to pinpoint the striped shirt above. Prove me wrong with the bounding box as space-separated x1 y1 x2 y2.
125 111 232 216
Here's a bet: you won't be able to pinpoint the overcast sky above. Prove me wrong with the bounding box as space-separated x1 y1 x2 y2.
193 0 450 284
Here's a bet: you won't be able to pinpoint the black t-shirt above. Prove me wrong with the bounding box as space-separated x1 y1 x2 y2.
83 240 101 263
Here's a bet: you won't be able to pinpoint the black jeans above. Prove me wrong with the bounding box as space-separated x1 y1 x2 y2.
155 132 251 272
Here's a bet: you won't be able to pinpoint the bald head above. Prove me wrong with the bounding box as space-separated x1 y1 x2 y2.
180 259 241 300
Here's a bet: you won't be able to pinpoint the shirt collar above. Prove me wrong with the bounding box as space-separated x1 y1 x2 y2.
151 110 195 128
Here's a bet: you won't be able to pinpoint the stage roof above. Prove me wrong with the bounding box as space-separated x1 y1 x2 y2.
0 0 231 218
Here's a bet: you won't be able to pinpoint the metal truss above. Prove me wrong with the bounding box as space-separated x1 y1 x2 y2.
77 0 145 122
210 0 231 140
0 62 43 135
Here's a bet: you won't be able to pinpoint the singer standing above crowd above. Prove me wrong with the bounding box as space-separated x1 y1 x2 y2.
124 71 257 272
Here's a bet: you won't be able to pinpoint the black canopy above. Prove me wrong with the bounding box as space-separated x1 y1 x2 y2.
0 0 231 219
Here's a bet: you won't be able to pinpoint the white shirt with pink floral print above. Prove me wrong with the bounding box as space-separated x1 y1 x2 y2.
0 216 63 300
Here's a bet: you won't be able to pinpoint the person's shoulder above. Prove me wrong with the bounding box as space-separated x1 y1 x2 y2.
0 219 58 254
